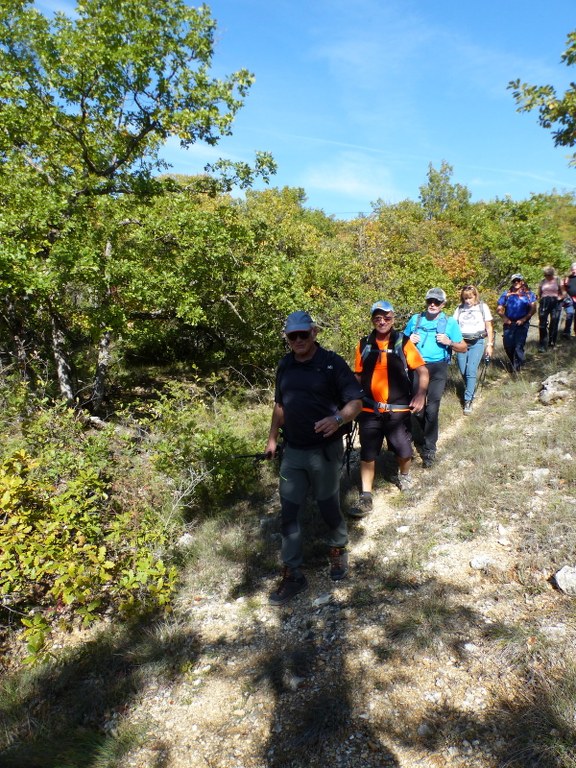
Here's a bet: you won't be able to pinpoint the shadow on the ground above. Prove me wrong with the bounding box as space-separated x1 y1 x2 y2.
0 614 201 767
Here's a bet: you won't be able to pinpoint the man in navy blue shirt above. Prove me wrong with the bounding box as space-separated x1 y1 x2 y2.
265 311 363 606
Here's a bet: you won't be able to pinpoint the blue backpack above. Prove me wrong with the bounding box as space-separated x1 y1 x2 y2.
412 312 451 361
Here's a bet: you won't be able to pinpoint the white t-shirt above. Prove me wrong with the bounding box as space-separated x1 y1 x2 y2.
453 302 493 335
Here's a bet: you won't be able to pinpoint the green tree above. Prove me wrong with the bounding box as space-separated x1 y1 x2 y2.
418 161 471 220
509 30 576 163
0 0 274 404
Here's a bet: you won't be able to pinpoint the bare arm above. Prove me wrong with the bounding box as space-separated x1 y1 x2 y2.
436 332 467 353
484 319 495 354
265 402 284 458
409 364 428 413
314 398 363 438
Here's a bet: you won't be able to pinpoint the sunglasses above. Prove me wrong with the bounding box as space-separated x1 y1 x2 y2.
372 314 393 323
426 298 443 305
286 330 311 341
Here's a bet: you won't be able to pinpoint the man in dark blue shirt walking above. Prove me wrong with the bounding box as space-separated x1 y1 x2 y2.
265 311 363 606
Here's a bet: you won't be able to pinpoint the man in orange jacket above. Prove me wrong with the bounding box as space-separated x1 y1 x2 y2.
349 300 429 516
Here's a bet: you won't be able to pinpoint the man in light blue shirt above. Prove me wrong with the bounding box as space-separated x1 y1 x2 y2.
404 288 466 467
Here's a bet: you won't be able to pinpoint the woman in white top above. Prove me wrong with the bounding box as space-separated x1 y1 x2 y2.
453 285 494 414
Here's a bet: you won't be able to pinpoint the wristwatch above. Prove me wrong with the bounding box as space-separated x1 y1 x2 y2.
334 413 344 426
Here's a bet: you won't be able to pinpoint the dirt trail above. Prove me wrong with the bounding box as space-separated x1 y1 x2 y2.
122 380 566 768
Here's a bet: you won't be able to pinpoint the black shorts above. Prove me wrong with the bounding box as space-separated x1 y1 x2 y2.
357 410 413 462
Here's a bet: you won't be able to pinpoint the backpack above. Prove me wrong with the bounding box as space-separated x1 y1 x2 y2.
566 275 576 298
412 311 451 361
358 329 412 411
276 349 353 437
413 311 447 335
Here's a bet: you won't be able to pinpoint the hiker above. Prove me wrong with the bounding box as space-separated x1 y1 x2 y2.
453 285 494 415
561 262 576 338
264 310 363 607
496 274 537 373
403 288 466 468
349 301 428 515
537 266 563 351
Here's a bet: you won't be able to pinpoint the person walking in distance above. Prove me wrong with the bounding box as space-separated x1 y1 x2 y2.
265 311 363 607
561 262 576 338
349 300 428 517
537 266 562 351
453 285 494 414
496 274 537 373
403 288 466 467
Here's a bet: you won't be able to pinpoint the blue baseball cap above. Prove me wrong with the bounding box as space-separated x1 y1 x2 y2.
284 310 315 333
370 300 395 314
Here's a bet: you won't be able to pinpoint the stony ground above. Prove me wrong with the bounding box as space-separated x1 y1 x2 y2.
3 337 575 768
119 376 576 768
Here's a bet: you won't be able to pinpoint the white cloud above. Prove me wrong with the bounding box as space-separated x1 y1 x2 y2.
302 151 400 202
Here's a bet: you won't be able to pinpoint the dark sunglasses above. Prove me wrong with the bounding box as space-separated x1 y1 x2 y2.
286 330 311 341
426 298 443 305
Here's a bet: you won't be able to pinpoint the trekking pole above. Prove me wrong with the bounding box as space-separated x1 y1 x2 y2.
230 447 281 463
473 354 491 398
343 420 359 476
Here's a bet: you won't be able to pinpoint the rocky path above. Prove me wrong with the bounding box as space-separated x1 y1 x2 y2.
121 385 572 768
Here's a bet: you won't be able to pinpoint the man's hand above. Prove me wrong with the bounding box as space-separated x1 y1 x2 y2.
409 392 426 413
314 415 342 438
264 437 277 459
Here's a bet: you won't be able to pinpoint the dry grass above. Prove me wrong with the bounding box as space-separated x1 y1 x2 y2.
3 333 576 767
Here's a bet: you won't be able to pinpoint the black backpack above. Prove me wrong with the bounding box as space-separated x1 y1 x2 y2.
358 329 412 411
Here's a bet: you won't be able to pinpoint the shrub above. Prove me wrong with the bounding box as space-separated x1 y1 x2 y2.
143 381 264 509
0 448 177 664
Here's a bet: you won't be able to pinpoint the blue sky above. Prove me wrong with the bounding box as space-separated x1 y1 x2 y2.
36 0 576 219
160 0 576 218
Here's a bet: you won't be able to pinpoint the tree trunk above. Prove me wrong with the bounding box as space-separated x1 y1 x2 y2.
50 312 75 404
2 297 32 381
91 329 112 414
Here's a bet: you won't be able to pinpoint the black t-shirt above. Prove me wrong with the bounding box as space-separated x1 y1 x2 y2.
275 345 363 449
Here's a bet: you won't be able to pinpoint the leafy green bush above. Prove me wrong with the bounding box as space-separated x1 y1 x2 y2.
0 447 177 664
144 381 264 509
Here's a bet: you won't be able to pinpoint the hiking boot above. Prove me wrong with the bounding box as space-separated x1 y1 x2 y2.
268 567 308 607
398 472 413 491
537 345 546 353
329 547 348 581
422 451 436 468
348 492 373 518
463 401 473 415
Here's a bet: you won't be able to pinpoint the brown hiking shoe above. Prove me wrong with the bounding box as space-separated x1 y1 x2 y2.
329 547 348 581
348 492 373 518
268 567 308 607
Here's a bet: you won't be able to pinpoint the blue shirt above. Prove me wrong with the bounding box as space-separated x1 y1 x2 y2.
497 290 536 320
403 312 463 363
